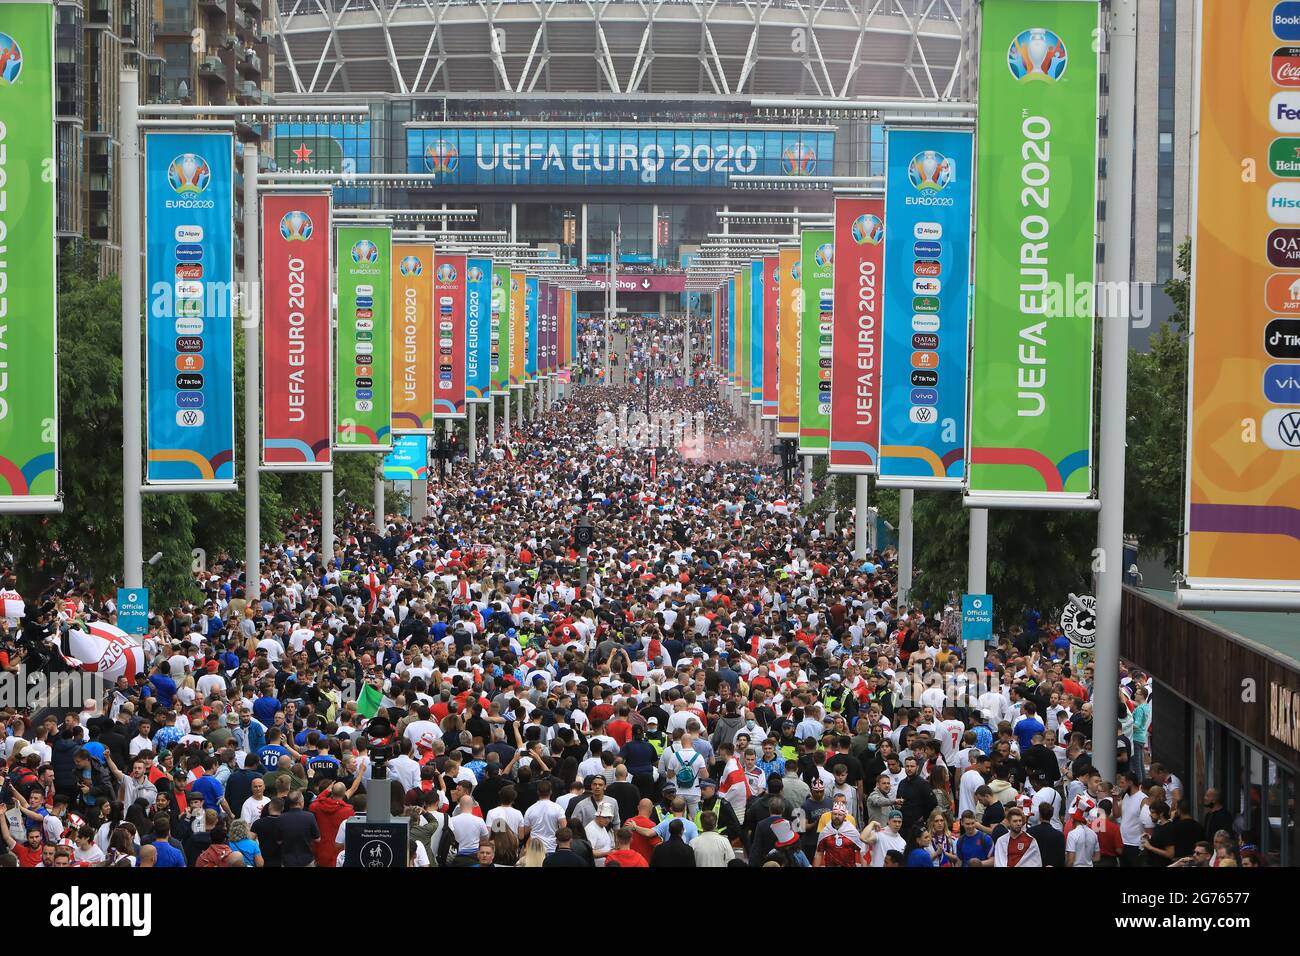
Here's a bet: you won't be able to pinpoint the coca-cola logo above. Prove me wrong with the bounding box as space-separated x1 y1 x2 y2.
1276 47 1300 86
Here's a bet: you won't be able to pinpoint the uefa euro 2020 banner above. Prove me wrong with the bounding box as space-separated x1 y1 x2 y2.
727 276 736 388
798 230 833 455
390 243 434 433
749 260 763 406
525 276 539 382
0 3 58 508
1182 0 1300 592
490 264 511 395
408 127 836 189
878 128 974 489
509 271 526 388
262 193 332 470
335 224 392 451
762 254 780 420
777 245 801 438
828 197 885 475
145 131 235 486
433 253 467 419
466 257 492 401
969 0 1099 506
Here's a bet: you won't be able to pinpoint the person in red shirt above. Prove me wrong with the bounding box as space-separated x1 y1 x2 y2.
607 706 634 748
309 781 356 867
625 798 662 864
605 827 649 867
2 818 44 867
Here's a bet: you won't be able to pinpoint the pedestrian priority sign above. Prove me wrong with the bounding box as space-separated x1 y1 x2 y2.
961 594 993 642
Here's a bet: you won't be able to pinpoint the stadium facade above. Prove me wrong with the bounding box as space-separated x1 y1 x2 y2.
266 0 971 314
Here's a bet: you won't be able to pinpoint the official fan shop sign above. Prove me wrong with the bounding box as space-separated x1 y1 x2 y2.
0 2 58 509
828 196 885 475
115 588 149 636
144 131 236 486
1183 0 1300 594
798 230 834 455
878 128 973 488
466 257 492 402
968 0 1099 506
335 224 392 451
262 194 332 469
961 594 993 642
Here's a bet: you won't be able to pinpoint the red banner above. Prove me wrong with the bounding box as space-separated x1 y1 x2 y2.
261 193 332 469
433 253 468 419
762 254 780 420
828 196 884 474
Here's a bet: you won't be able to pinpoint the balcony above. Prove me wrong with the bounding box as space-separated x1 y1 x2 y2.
237 51 260 76
159 10 195 34
198 0 226 15
233 9 254 33
235 80 258 104
238 0 260 13
198 55 224 79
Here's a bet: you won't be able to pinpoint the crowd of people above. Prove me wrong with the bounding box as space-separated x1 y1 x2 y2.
0 367 1239 869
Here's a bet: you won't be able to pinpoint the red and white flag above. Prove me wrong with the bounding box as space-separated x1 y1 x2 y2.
66 621 144 683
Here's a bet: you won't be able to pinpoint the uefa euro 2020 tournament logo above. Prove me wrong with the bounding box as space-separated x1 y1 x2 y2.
1008 27 1067 81
791 260 801 281
814 243 833 268
510 277 519 294
851 214 884 246
908 151 954 192
424 140 459 175
399 255 423 277
168 154 211 195
467 266 484 283
351 240 379 264
279 210 313 242
492 272 503 290
781 142 817 177
437 263 457 283
0 33 22 85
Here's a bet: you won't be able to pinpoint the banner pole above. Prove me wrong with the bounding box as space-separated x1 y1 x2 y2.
967 507 988 675
503 390 510 439
898 488 914 607
321 470 334 565
373 463 385 533
243 143 261 601
854 474 869 561
488 394 495 444
802 455 813 505
121 69 144 590
685 297 693 387
1094 0 1139 785
468 402 477 464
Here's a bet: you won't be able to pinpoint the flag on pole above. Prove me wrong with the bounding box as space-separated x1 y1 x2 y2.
357 683 384 720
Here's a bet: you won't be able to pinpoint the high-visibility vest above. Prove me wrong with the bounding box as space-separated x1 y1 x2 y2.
647 733 667 756
694 800 730 835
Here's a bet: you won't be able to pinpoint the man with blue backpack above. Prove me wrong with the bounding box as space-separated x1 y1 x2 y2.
661 731 709 817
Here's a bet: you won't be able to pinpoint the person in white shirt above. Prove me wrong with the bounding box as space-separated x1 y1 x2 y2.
584 803 616 865
384 742 421 794
1066 814 1101 867
240 778 271 827
866 812 907 867
448 796 491 861
519 781 567 852
485 790 524 836
959 755 989 818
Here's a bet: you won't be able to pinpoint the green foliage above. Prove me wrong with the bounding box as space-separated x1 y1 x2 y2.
1122 239 1190 569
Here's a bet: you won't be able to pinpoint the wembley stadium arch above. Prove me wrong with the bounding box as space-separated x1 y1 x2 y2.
267 0 973 313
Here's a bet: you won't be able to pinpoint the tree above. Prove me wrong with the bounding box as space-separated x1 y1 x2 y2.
1123 239 1190 569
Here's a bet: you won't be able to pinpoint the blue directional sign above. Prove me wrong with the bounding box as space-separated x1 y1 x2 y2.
961 593 993 641
117 588 149 636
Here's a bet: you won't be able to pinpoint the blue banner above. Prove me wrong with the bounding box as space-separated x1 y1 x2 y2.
407 126 835 188
116 588 149 636
879 128 973 487
961 593 993 641
750 260 763 405
382 434 428 480
144 131 235 485
525 276 539 381
465 257 492 401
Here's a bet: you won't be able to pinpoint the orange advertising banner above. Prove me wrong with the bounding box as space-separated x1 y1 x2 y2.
777 245 801 437
509 271 527 388
390 244 434 433
1185 0 1300 590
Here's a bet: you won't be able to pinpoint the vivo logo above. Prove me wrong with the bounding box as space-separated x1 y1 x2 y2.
1265 362 1300 403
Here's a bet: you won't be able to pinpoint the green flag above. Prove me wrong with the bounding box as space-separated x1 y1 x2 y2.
356 683 384 720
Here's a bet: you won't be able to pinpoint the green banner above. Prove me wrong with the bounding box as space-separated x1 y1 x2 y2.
969 0 1098 502
490 264 511 394
799 230 833 455
0 3 58 505
335 225 392 450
